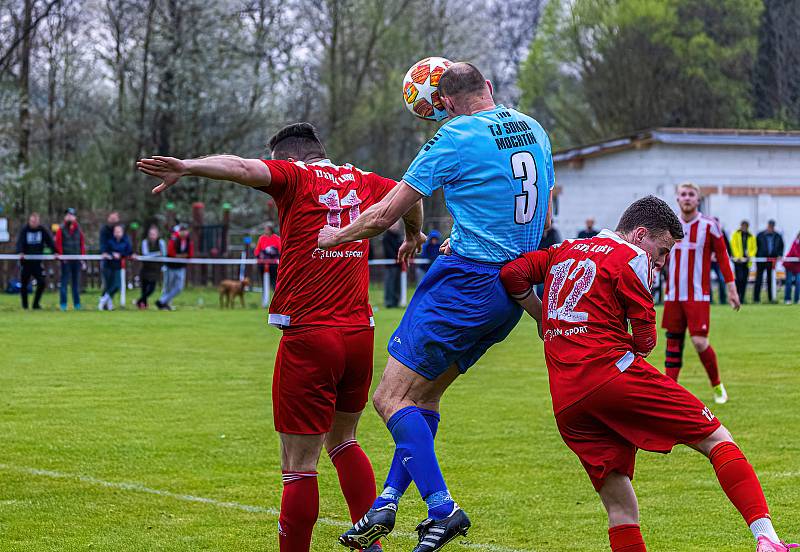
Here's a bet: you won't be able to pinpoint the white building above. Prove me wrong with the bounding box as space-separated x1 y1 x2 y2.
552 128 800 244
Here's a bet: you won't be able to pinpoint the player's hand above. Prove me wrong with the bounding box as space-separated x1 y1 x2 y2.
397 232 427 264
727 282 741 311
137 156 188 194
439 237 452 255
535 319 544 341
318 225 340 249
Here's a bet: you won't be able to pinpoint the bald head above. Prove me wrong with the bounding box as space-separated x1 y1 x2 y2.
438 62 494 116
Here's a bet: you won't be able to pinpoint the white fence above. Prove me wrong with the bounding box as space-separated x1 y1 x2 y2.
1 254 430 308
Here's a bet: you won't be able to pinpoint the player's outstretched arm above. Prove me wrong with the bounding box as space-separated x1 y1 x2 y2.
500 254 548 340
397 199 426 263
318 181 423 249
137 155 271 194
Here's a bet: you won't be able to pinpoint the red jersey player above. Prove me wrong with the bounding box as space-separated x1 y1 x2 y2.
137 123 425 552
500 196 796 552
663 182 740 404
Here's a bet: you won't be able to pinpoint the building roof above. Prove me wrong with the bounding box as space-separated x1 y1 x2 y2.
553 128 800 164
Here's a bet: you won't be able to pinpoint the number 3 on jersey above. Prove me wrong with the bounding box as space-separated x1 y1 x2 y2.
548 258 597 322
511 151 538 225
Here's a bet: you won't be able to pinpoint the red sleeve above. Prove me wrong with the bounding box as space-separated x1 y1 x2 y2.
362 171 399 201
258 159 305 202
55 229 63 254
80 231 86 255
615 253 656 350
500 248 554 298
711 231 734 283
167 239 176 257
630 319 657 357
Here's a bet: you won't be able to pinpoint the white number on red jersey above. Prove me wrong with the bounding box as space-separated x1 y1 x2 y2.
547 258 597 322
319 189 363 236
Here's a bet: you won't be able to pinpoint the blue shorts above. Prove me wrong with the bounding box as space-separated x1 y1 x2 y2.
388 253 523 380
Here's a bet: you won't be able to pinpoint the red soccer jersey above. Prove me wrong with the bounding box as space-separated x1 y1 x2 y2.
500 230 656 414
258 158 396 328
665 213 734 302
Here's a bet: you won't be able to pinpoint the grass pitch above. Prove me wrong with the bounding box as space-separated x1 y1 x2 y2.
1 288 798 551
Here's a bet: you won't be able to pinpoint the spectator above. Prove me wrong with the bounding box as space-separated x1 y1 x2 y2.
136 225 166 309
539 225 562 249
15 212 55 309
417 229 442 280
754 220 784 303
537 225 563 297
709 217 732 305
577 218 599 239
382 220 403 308
156 223 193 310
731 220 756 304
783 232 800 305
54 208 86 311
98 224 133 310
99 211 120 290
255 223 281 290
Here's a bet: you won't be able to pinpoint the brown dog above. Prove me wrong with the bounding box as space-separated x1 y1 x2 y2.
219 278 250 308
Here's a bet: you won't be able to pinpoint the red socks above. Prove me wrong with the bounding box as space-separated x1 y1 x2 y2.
608 524 646 551
699 346 721 386
279 472 318 552
709 442 770 525
664 332 684 381
328 439 377 523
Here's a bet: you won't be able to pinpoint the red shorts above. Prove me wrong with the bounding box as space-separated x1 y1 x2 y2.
661 300 711 336
555 357 720 491
273 325 374 435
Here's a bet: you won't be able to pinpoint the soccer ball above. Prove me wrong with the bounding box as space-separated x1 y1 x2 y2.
402 57 453 122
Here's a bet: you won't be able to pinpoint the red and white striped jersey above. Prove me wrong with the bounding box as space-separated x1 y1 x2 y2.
665 213 734 303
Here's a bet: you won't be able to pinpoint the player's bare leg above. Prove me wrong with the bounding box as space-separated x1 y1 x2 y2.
598 472 645 551
341 359 468 552
689 334 728 403
278 433 325 552
325 411 380 541
372 358 460 421
688 426 797 551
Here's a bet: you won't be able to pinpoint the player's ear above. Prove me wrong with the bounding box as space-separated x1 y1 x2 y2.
486 80 493 97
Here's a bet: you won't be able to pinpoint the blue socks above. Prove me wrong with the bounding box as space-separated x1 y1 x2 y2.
379 406 454 520
373 408 440 509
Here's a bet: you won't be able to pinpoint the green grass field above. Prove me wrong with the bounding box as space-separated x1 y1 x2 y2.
1 288 799 551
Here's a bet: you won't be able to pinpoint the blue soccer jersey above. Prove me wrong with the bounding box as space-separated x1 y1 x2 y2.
402 104 555 263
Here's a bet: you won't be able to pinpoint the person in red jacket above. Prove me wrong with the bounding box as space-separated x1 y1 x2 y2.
255 223 281 289
155 223 193 310
54 208 86 311
783 232 800 305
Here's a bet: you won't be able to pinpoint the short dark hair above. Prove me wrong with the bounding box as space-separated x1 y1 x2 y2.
438 62 487 99
616 195 684 240
268 122 326 160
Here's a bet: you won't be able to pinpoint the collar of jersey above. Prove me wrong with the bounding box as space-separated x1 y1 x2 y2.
597 229 647 257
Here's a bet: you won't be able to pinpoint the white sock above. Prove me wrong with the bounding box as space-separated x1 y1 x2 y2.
750 517 780 543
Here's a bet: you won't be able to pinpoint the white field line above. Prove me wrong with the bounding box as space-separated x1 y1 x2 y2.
0 463 532 552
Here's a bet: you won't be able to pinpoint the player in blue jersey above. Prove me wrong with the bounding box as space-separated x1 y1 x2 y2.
318 62 555 552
